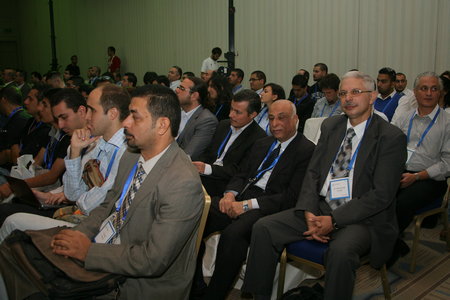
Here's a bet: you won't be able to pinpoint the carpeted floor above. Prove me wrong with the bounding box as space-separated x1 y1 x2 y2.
224 224 450 300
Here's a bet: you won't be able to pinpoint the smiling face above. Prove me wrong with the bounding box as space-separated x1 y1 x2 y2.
268 100 298 142
339 77 376 125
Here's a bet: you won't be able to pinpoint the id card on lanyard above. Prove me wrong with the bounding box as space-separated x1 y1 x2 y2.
328 117 371 201
94 162 138 244
406 108 440 164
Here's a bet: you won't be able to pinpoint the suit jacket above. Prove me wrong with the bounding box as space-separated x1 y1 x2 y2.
295 114 407 268
199 119 266 196
177 105 218 161
227 134 315 216
75 142 204 300
289 94 315 133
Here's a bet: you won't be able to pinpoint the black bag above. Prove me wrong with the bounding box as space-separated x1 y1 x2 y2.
5 229 125 300
280 283 324 300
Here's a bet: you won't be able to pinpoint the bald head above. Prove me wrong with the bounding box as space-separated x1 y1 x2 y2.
269 100 298 142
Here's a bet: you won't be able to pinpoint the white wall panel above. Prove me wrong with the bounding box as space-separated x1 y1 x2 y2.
11 0 450 90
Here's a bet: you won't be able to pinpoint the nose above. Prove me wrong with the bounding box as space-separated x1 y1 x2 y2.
122 113 131 128
58 119 65 129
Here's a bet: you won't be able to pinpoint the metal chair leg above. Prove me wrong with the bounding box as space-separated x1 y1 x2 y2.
409 216 424 273
380 264 391 300
277 249 287 300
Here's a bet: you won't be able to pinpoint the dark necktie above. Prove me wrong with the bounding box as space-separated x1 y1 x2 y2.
258 144 281 179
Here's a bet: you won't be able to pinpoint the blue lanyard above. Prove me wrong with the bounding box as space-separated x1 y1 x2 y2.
215 104 224 117
217 128 232 159
320 100 340 117
97 146 119 180
44 132 67 169
257 107 268 124
331 117 372 175
407 108 440 148
8 107 23 120
294 93 309 106
115 162 138 220
254 141 281 180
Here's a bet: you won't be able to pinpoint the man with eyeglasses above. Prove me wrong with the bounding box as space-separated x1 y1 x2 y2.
175 77 218 161
242 71 406 300
249 71 266 96
390 71 450 265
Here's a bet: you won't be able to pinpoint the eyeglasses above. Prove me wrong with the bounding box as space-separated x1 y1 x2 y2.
417 86 439 92
338 89 372 98
177 85 191 92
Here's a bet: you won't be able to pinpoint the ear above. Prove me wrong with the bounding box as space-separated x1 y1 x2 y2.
249 111 258 119
107 107 119 120
156 117 170 136
78 105 87 116
369 91 377 105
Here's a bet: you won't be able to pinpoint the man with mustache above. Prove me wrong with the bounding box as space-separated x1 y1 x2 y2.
242 71 406 300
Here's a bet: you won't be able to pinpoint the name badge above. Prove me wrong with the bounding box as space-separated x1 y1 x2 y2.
94 221 116 244
406 147 415 164
329 178 350 200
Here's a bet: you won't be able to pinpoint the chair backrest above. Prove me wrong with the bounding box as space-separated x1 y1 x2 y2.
195 185 211 255
303 117 326 144
442 178 450 209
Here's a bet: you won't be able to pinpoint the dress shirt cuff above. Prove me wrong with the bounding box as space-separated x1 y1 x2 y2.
224 190 238 197
250 198 259 209
64 156 82 172
426 165 445 181
204 164 212 175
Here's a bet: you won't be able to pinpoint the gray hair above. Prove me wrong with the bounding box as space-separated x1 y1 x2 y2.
413 71 443 90
340 71 376 92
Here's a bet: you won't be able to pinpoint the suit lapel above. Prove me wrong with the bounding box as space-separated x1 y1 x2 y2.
120 142 178 228
268 134 300 182
178 106 203 143
353 115 379 184
225 121 255 155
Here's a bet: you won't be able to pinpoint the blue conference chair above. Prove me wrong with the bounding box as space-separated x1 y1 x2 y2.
277 239 391 300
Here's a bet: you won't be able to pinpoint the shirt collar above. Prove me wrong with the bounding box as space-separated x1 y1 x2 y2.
346 118 368 140
231 120 253 134
277 132 298 152
377 89 396 100
182 104 201 116
414 104 440 120
138 144 170 174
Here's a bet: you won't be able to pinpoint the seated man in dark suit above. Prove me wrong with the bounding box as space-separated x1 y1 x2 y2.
192 89 266 197
241 71 407 300
175 76 218 161
193 100 315 299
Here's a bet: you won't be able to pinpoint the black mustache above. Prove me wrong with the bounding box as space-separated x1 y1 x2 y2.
124 129 134 138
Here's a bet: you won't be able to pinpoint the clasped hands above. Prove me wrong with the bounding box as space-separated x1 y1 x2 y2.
219 192 245 218
303 211 333 243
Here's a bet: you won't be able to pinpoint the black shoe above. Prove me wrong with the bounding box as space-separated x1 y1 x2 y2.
190 279 207 300
386 239 410 269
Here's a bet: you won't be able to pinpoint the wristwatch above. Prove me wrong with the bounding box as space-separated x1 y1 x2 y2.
331 215 339 230
414 173 420 181
243 200 249 212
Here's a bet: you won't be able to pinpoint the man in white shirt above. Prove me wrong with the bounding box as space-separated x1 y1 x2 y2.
168 66 182 91
201 47 222 78
0 84 130 241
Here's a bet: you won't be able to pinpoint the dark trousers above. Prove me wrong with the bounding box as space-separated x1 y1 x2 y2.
197 187 266 300
396 179 447 232
0 202 56 227
241 208 371 300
